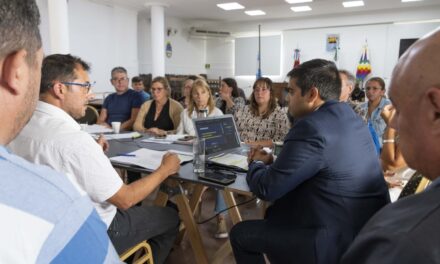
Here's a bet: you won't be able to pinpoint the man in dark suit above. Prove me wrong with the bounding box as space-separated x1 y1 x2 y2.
341 29 440 263
229 59 390 264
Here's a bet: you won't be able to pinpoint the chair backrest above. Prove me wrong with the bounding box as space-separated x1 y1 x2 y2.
119 240 154 264
398 171 431 200
75 105 99 125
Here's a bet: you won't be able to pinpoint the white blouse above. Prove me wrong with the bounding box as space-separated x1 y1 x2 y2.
176 107 223 136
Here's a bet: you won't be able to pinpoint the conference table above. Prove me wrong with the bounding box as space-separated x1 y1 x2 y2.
106 136 253 264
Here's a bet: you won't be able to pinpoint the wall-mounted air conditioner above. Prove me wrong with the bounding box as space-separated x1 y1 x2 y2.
189 27 231 38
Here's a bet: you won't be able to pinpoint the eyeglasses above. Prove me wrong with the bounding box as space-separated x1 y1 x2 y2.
151 87 164 93
61 81 95 93
366 86 382 91
111 77 129 82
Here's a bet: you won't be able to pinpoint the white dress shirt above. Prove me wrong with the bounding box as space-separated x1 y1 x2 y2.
8 101 122 227
176 107 223 135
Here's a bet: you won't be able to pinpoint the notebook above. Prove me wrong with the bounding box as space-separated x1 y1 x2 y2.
193 115 248 172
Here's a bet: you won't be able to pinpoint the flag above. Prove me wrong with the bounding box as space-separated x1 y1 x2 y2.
293 48 300 68
356 44 371 81
256 53 262 79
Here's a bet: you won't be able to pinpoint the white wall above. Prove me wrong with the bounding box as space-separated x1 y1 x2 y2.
138 15 207 77
205 38 234 79
35 1 440 96
201 6 440 94
37 0 138 94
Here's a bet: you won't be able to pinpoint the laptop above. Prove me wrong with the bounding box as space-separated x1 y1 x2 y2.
193 115 249 172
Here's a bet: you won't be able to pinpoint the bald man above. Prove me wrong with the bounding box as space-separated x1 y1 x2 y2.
341 28 440 263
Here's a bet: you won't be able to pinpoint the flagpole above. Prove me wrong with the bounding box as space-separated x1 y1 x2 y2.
258 24 261 78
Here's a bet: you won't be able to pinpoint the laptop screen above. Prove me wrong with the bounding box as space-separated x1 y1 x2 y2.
193 115 241 155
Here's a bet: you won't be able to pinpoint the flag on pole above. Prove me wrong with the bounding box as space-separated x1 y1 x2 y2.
256 53 262 79
356 43 371 82
293 48 300 68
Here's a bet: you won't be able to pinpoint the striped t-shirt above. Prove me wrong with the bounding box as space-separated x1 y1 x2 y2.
0 146 121 263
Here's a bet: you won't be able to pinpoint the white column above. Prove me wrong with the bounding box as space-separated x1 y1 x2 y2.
147 3 168 77
47 0 69 54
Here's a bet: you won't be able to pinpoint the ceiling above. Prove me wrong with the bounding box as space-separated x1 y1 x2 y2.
96 0 440 23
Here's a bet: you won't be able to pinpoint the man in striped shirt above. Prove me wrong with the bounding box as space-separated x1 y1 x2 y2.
0 0 120 262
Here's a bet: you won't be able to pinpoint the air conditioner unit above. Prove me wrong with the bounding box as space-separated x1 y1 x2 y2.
189 27 231 38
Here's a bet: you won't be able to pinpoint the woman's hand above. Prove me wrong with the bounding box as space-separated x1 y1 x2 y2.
381 105 395 125
146 127 167 136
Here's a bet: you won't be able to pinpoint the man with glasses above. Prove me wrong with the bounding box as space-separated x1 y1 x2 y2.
97 67 143 131
0 1 119 262
9 54 181 264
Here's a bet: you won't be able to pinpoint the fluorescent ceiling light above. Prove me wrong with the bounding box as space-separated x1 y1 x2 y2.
285 0 313 3
217 2 245 10
291 5 312 12
245 10 266 16
402 0 423 2
342 1 364 8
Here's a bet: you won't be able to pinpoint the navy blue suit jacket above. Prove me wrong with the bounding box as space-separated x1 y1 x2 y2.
247 100 390 263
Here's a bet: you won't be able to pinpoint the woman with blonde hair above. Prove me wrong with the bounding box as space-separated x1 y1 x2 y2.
176 78 223 135
133 76 183 136
176 79 228 238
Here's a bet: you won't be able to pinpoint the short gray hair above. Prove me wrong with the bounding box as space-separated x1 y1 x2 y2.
339 70 356 86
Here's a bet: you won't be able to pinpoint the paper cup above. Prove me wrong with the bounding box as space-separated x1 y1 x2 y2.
111 121 121 134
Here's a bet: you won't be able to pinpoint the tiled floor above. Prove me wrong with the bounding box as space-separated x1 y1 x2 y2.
164 188 264 264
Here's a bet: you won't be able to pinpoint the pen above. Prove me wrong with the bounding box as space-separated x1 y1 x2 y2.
117 153 136 157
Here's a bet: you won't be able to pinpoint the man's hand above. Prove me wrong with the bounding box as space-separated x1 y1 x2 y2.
248 146 274 165
96 134 109 152
158 152 180 177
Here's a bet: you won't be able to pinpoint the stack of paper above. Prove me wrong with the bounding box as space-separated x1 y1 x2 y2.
105 132 142 140
82 124 113 134
141 134 190 145
110 148 193 171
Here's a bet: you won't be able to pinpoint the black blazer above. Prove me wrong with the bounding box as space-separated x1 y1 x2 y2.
341 180 440 264
247 100 390 263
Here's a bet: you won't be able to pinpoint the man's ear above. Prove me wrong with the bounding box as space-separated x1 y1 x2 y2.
426 86 440 135
1 49 28 95
51 82 67 99
307 86 320 103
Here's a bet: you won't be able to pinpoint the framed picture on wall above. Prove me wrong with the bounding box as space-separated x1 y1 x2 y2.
399 38 418 58
326 34 339 52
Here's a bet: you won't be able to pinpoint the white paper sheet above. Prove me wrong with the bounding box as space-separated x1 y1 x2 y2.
209 153 249 171
110 148 193 170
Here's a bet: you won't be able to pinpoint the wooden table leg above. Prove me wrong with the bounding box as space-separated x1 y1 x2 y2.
222 189 242 224
175 184 207 244
174 191 209 264
211 189 244 263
